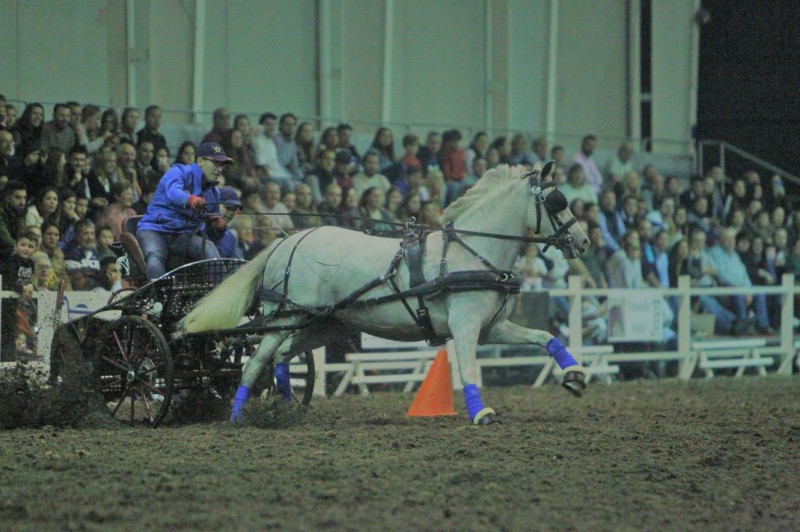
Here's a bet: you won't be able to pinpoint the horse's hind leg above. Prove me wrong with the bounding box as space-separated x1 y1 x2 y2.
230 330 291 421
485 320 586 396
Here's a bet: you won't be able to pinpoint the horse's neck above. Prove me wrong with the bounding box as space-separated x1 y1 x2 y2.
449 199 526 271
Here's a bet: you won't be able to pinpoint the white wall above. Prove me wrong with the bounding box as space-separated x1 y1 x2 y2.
0 0 697 158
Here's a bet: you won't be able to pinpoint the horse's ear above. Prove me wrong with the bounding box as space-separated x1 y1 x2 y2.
541 161 556 180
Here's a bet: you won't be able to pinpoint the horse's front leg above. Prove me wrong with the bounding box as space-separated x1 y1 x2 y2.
485 320 586 397
448 304 499 426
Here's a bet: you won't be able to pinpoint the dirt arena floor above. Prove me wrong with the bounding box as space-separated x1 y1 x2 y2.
1 376 798 531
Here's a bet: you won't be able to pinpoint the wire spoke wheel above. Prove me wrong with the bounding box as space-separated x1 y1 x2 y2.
94 316 174 427
262 351 315 408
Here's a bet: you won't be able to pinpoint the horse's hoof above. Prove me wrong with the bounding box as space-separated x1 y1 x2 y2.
562 371 586 398
472 407 499 425
476 412 500 425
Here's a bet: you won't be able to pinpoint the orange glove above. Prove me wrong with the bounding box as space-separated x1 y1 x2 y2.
208 214 227 231
187 195 206 212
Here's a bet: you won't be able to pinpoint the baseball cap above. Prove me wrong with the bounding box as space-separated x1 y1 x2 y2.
196 142 233 163
218 186 242 209
335 149 352 163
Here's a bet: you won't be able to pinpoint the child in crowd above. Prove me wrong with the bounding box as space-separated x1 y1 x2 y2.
96 225 117 261
514 244 548 291
0 230 37 360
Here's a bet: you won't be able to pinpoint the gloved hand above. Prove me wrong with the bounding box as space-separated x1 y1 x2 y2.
208 214 227 231
187 195 206 212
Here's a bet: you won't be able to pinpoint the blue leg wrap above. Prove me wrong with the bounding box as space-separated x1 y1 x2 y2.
230 385 251 422
275 362 291 402
463 384 485 422
547 337 578 369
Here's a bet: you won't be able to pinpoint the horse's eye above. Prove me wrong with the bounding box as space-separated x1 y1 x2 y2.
544 189 568 213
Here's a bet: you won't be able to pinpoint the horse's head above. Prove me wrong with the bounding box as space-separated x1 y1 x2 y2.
523 161 589 259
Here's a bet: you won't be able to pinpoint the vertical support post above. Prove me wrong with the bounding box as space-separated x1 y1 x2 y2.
484 0 493 134
191 0 207 126
381 0 395 123
688 0 701 148
125 0 136 106
677 275 694 379
545 0 559 141
627 0 641 144
567 275 582 361
318 0 332 124
312 347 326 396
778 274 795 375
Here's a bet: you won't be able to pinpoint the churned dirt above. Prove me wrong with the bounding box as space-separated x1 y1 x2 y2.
0 377 799 531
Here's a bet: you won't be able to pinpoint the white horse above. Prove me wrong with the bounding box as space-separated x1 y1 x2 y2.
180 163 590 424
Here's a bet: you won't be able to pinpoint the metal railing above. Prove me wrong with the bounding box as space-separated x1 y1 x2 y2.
697 139 800 186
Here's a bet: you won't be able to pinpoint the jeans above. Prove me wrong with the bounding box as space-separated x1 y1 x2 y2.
137 229 220 280
697 295 736 334
731 293 771 330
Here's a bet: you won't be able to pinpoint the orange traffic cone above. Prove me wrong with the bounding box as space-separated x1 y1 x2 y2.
407 350 457 417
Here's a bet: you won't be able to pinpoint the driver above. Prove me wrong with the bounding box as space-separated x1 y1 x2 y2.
136 142 231 280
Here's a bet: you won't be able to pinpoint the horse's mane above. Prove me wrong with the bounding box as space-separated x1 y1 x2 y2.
441 164 531 223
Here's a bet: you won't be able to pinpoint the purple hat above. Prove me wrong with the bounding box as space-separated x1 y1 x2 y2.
196 142 233 163
218 186 242 208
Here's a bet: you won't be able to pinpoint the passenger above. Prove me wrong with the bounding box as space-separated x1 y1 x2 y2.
136 142 231 280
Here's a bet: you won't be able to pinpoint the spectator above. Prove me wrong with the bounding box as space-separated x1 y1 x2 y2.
222 128 255 189
229 215 261 260
136 142 230 280
550 144 566 178
11 103 45 157
514 243 548 290
39 221 71 291
119 107 140 143
56 188 80 247
202 107 231 145
336 123 360 162
65 144 91 200
369 127 396 173
100 108 119 139
209 186 244 259
296 122 317 176
93 255 123 293
41 146 67 193
646 196 675 232
640 166 665 211
606 141 635 186
95 225 116 261
360 187 395 234
135 139 159 194
63 218 101 290
570 134 603 194
24 186 59 229
417 131 442 176
418 200 441 228
384 186 403 224
708 227 773 334
261 180 294 233
5 102 17 129
386 132 422 182
282 191 296 212
614 194 639 242
88 147 121 213
425 170 447 210
352 151 391 198
439 129 467 203
116 140 140 198
606 230 642 289
291 183 320 229
399 192 422 223
317 183 344 227
0 180 26 256
528 136 548 165
508 133 530 165
80 104 109 153
95 181 137 240
31 251 54 291
252 113 287 185
305 149 336 205
489 136 510 165
273 112 304 188
339 187 362 230
239 186 269 240
464 156 487 189
679 176 705 211
464 131 489 170
136 105 167 156
560 164 599 206
0 229 36 360
154 146 171 175
332 149 354 191
583 222 611 289
174 141 197 166
41 103 75 153
0 129 15 181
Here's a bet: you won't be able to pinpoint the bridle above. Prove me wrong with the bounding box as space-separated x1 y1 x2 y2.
524 163 582 259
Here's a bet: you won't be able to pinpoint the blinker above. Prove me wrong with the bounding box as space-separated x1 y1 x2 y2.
544 189 568 214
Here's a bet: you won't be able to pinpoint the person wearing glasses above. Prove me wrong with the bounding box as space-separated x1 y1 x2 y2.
136 142 231 280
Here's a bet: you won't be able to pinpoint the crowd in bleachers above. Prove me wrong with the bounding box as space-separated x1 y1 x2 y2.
1 95 799 361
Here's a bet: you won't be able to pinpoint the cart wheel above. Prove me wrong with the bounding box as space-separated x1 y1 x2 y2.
49 325 89 387
262 350 316 408
94 316 174 427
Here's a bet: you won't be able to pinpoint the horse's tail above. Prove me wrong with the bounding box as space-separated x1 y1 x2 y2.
179 241 278 334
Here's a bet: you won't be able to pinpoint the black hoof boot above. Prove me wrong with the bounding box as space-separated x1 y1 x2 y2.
562 371 586 398
476 412 500 425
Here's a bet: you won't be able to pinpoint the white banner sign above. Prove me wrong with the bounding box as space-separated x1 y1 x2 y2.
607 291 664 342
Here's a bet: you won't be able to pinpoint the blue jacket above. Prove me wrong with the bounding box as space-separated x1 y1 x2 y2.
138 163 221 233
